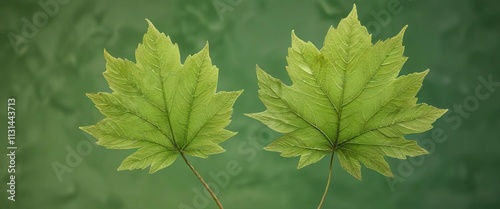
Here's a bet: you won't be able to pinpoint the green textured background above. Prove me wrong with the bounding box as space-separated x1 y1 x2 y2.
1 0 499 208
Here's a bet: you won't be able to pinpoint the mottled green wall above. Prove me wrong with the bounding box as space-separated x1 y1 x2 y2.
1 0 499 208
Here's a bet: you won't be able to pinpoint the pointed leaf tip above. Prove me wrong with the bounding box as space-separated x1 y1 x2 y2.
395 25 409 39
201 42 210 53
401 25 409 33
349 4 358 17
145 18 153 27
144 19 162 36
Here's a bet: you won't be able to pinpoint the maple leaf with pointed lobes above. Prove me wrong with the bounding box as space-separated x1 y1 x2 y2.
80 20 242 174
246 6 447 180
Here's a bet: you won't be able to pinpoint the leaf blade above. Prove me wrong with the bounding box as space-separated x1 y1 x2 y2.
249 5 447 179
81 20 241 173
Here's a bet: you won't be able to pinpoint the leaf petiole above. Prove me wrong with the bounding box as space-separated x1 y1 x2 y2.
180 152 224 209
317 153 335 209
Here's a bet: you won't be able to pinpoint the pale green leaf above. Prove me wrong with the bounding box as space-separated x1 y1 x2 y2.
80 20 242 173
247 5 447 180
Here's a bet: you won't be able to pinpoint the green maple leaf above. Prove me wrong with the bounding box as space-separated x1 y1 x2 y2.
80 20 242 174
246 6 447 180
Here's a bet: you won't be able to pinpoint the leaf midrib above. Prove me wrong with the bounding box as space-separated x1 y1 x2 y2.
293 43 337 146
107 59 168 114
338 109 437 147
182 54 208 150
105 100 173 149
332 36 402 150
260 80 332 148
183 93 234 150
332 25 356 150
145 33 180 151
342 39 399 107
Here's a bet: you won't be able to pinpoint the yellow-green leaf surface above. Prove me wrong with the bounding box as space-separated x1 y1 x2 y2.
247 6 447 180
80 20 242 173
